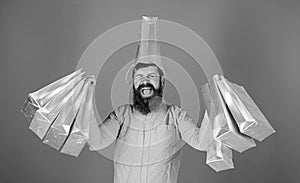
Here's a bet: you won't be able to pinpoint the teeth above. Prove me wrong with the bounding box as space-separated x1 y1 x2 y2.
141 87 152 96
143 89 151 95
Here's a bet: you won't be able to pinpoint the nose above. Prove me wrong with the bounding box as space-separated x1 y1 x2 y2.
141 78 150 85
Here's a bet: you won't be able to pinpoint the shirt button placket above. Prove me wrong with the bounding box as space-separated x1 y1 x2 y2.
142 115 151 183
139 116 145 183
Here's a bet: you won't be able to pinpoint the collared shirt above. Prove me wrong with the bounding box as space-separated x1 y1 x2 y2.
88 102 212 183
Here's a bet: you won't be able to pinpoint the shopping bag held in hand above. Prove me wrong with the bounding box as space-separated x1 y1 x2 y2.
21 69 84 122
28 71 86 139
216 75 275 141
206 139 234 172
61 76 96 157
43 76 91 150
205 76 256 153
201 83 234 172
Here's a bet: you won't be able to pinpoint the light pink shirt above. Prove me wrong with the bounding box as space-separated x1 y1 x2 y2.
88 102 212 183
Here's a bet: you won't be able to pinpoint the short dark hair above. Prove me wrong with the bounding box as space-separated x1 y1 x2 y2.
132 62 164 78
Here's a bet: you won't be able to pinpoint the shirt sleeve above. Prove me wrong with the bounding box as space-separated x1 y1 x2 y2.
87 104 127 151
172 105 213 151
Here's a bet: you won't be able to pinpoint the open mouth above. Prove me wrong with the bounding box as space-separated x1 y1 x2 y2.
140 87 153 97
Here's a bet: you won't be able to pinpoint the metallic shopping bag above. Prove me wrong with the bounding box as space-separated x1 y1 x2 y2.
61 76 96 157
202 83 234 172
198 110 214 151
206 139 234 172
28 73 86 139
43 77 90 150
216 75 275 141
21 69 84 122
206 75 256 153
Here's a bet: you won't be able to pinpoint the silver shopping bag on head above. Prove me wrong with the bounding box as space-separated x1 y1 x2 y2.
28 72 86 139
21 69 84 122
207 75 256 153
216 75 275 141
61 76 96 157
43 77 90 150
206 139 234 172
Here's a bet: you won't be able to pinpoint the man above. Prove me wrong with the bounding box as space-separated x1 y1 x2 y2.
87 62 212 183
20 15 274 182
86 16 213 183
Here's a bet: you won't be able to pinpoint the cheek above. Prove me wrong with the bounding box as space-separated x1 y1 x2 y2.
152 80 160 89
133 80 140 89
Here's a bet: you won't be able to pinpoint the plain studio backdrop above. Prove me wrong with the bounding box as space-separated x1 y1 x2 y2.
0 0 299 183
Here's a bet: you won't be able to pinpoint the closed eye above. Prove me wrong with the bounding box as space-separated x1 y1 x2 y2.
135 74 143 79
148 74 158 78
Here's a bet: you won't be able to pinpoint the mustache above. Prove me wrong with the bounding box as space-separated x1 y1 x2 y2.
137 83 155 91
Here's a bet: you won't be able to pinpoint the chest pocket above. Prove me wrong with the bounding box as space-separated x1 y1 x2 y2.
148 115 183 163
153 111 179 143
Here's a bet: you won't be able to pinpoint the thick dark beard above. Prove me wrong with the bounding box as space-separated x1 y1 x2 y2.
133 80 163 115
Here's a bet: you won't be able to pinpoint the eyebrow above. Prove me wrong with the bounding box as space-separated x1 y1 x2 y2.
135 72 157 77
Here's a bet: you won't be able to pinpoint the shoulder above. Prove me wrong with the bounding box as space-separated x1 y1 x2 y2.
114 103 131 113
112 104 131 122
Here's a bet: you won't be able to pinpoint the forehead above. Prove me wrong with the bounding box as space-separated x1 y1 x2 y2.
134 66 159 75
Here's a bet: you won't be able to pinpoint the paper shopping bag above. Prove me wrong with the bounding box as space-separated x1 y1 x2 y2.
216 75 275 141
197 109 214 151
61 76 96 157
207 75 256 153
21 68 84 122
28 73 86 139
43 77 91 150
206 139 234 172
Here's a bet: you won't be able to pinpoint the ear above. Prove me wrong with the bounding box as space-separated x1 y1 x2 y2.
160 76 165 89
125 64 135 85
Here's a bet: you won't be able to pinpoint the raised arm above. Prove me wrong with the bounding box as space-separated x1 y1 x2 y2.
87 104 128 151
171 105 213 151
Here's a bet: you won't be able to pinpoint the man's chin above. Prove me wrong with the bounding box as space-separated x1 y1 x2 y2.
133 83 163 115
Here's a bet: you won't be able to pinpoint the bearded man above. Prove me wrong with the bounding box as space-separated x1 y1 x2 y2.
86 16 213 183
20 14 276 183
87 62 212 183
